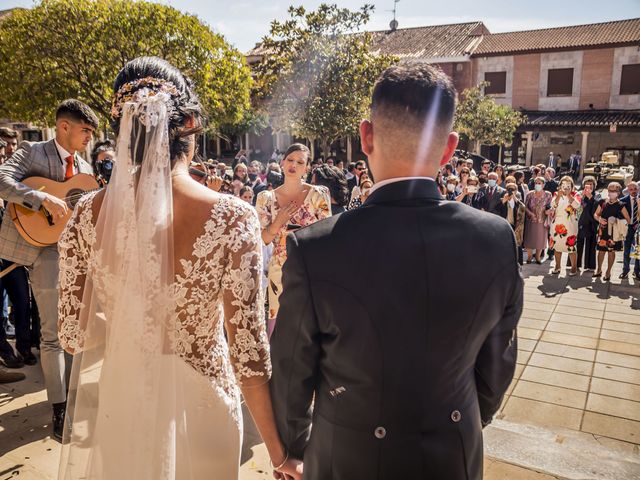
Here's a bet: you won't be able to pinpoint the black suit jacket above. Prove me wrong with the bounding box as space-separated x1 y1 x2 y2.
544 179 558 194
478 186 507 216
621 194 638 227
347 175 357 194
270 179 523 480
250 179 266 205
579 194 600 233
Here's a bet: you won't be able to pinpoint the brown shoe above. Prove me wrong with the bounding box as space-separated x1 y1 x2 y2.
0 368 25 383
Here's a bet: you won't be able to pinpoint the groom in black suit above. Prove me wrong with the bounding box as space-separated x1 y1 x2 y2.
270 64 523 479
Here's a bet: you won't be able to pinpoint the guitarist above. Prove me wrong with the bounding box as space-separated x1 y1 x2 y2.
0 99 98 441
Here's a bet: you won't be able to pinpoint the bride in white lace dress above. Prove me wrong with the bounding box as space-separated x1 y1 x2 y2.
56 57 301 480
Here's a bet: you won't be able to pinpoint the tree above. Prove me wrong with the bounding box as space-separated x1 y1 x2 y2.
454 82 526 160
254 4 397 158
0 0 252 129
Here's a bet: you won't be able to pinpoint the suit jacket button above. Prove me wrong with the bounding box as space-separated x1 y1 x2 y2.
451 410 462 423
374 427 386 439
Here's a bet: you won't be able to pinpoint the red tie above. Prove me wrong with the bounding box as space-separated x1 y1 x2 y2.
65 155 74 180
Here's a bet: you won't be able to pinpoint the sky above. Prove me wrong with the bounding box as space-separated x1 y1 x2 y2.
2 0 639 52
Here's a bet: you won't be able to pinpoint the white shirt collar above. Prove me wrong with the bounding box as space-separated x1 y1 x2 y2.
370 176 435 194
54 139 74 162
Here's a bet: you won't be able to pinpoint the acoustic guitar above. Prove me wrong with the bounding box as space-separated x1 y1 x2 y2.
8 174 100 247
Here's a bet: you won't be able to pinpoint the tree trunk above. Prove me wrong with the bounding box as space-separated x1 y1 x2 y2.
321 138 329 161
473 139 481 154
309 139 315 160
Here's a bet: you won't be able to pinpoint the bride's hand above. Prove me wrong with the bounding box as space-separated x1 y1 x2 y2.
273 458 303 480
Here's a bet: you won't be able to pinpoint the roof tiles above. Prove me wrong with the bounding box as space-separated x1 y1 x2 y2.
368 21 489 60
474 18 640 56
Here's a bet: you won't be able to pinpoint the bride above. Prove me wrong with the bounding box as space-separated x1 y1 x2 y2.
57 57 301 479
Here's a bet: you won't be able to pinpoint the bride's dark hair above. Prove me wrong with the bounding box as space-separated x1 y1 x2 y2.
111 56 203 165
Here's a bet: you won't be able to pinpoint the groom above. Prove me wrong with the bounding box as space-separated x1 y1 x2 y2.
270 65 523 479
0 99 97 440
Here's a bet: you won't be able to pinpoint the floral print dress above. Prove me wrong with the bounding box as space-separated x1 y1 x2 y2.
549 192 581 253
255 185 331 319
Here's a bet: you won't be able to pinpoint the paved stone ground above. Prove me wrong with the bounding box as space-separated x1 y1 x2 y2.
1 253 638 479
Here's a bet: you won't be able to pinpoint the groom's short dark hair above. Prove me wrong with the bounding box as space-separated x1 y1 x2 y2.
56 99 99 129
371 64 457 131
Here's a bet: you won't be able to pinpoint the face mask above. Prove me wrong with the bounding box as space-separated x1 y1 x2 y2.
447 183 456 192
248 172 258 181
608 192 618 201
535 184 543 192
488 179 497 188
561 183 571 191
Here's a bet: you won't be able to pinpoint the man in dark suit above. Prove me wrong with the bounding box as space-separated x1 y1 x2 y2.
478 171 506 216
620 181 639 280
544 167 558 194
346 160 367 194
270 64 523 480
568 151 581 181
248 161 266 205
547 151 557 170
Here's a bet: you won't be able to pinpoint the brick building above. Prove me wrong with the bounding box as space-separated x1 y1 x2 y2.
246 17 640 169
471 17 640 172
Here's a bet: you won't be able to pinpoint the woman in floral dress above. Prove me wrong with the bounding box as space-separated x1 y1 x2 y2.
256 144 331 336
549 176 581 275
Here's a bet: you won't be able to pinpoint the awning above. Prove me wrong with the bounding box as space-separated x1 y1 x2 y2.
520 110 640 128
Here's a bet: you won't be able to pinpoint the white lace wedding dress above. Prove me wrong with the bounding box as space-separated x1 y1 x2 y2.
57 191 271 479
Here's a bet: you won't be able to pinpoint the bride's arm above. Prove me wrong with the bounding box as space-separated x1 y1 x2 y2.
221 206 301 479
57 198 92 355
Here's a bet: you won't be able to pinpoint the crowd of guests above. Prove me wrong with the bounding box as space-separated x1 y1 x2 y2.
1 127 638 387
435 157 639 281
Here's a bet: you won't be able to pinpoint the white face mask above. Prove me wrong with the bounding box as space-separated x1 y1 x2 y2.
608 192 618 201
447 183 456 192
535 184 543 192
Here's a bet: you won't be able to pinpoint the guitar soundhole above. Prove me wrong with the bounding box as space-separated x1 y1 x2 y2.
67 188 86 208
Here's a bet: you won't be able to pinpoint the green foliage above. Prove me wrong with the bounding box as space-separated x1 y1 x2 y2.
0 0 252 128
254 3 397 155
454 82 526 152
220 108 270 138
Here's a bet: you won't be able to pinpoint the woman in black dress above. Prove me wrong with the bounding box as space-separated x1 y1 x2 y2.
594 182 631 280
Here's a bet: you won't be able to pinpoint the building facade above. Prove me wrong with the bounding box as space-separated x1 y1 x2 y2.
470 18 640 172
246 17 640 170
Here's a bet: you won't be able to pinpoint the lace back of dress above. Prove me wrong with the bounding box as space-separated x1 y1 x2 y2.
59 93 194 479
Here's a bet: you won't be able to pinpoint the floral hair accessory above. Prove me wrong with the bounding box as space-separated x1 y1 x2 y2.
111 77 180 120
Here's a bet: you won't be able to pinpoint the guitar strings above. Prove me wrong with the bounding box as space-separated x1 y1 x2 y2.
60 189 101 203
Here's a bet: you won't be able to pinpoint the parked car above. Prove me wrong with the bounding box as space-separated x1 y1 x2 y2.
583 152 635 187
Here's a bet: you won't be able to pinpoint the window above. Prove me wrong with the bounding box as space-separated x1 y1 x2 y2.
620 64 640 95
547 68 573 96
484 71 507 95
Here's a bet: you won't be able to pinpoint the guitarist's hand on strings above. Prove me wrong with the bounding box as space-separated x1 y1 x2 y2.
42 193 68 219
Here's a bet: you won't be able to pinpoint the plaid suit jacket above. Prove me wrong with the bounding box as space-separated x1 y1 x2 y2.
0 139 93 266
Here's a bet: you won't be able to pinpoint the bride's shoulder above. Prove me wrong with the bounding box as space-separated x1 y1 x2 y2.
215 194 259 226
